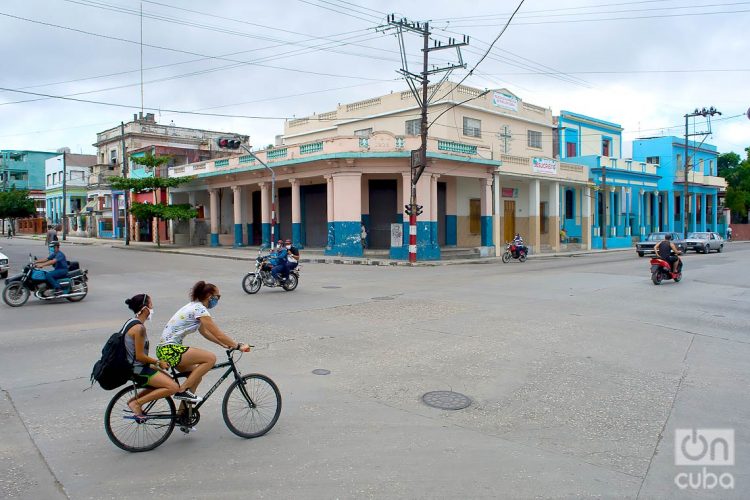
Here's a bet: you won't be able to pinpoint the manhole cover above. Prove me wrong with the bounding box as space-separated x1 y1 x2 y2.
371 296 394 301
312 369 331 375
422 391 471 410
322 286 341 289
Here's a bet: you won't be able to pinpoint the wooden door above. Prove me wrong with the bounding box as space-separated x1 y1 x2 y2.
503 200 515 243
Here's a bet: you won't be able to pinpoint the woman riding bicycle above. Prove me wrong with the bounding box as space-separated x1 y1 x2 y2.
156 281 250 403
124 293 179 422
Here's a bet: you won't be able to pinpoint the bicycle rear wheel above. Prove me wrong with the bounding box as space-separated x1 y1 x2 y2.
222 374 281 439
104 385 176 452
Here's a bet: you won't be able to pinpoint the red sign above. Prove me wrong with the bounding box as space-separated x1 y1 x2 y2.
502 188 516 198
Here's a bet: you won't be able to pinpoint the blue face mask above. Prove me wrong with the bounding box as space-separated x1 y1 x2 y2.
207 296 220 309
49 246 56 254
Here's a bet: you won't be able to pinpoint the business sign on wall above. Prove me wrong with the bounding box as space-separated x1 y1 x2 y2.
501 187 518 198
492 91 519 112
532 157 558 175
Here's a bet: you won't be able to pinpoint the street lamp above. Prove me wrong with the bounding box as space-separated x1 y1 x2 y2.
57 154 68 241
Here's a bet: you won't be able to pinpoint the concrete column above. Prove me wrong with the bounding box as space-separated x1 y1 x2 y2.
360 176 369 250
325 171 363 257
711 193 718 231
260 182 271 248
493 172 502 256
167 191 175 245
593 189 599 234
480 177 493 247
528 179 540 253
581 186 592 250
637 189 644 236
208 188 219 247
548 181 560 251
325 175 334 249
232 185 243 247
666 190 674 232
291 178 302 247
608 188 615 236
413 171 439 259
690 194 697 233
430 174 439 247
700 193 707 231
653 191 660 232
188 192 197 246
445 176 457 246
400 171 411 249
243 186 253 246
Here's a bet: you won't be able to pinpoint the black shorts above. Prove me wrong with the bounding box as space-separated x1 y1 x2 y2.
131 365 159 388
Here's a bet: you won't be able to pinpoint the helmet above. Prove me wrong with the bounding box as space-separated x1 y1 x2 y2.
664 234 672 241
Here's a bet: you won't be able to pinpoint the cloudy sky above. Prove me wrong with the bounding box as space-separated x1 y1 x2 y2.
1 0 748 158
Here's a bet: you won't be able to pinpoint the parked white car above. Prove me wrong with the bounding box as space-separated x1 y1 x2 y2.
685 232 724 254
0 247 8 279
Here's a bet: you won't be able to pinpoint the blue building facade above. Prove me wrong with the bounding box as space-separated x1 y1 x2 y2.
632 137 725 236
1 150 58 217
555 112 662 248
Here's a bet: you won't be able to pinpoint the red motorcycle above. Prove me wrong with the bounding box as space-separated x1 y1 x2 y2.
502 242 527 263
649 256 682 285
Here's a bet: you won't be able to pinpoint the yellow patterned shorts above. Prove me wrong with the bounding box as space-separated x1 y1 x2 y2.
156 344 190 368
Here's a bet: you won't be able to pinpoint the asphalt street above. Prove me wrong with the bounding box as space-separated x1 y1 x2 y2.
0 239 748 499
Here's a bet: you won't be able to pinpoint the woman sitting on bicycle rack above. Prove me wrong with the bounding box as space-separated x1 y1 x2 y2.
157 281 251 404
124 293 179 422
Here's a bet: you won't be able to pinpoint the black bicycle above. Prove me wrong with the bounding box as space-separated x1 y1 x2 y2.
104 347 281 452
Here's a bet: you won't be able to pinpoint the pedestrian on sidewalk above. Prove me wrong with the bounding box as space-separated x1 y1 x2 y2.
5 223 12 239
727 226 732 241
45 224 58 246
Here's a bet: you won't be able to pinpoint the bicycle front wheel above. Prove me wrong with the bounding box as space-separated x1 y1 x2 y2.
104 385 176 452
222 374 281 439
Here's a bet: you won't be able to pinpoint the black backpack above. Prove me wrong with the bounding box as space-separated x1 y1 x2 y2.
90 319 141 390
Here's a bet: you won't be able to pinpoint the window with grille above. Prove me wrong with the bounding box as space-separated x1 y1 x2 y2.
527 130 542 148
405 119 420 136
646 156 659 165
463 117 482 138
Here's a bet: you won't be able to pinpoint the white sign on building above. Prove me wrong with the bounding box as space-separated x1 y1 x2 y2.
390 223 403 248
532 157 558 175
492 91 519 112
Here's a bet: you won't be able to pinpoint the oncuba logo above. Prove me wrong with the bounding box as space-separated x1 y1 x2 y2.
674 429 734 490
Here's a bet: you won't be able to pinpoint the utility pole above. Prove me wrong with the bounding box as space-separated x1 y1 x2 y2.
682 107 720 239
121 121 130 245
61 153 67 240
386 15 468 262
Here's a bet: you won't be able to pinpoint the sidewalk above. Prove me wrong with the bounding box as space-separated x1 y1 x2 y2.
16 233 729 266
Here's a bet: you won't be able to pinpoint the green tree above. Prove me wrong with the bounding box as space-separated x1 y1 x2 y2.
109 153 196 247
718 147 750 222
0 188 35 235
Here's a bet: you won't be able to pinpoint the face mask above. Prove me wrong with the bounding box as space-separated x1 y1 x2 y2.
285 245 291 249
207 296 220 309
146 308 154 322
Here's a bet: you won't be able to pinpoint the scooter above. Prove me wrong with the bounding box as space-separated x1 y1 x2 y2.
649 255 682 285
3 254 88 306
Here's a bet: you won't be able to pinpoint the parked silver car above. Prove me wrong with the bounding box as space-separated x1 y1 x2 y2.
0 247 8 279
685 232 724 253
636 232 686 257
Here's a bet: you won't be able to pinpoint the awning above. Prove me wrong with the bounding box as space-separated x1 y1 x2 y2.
84 199 98 212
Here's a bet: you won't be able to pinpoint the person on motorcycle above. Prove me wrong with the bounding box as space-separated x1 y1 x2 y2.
34 241 68 296
271 243 289 284
282 239 300 282
656 233 681 274
512 233 525 258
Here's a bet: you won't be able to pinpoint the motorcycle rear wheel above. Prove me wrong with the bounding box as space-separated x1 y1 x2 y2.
282 273 298 292
66 281 88 302
519 253 527 263
242 273 262 294
651 271 663 285
3 282 30 307
501 251 511 263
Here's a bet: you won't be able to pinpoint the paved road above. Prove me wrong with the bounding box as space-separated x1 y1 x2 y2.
0 239 748 499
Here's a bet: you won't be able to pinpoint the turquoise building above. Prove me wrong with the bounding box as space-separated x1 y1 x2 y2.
1 150 58 216
555 112 662 248
632 136 726 235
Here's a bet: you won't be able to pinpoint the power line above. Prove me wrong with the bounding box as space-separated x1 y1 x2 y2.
429 0 673 21
0 11 391 82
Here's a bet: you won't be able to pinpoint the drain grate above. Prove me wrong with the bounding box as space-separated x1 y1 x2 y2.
322 286 341 289
312 369 331 375
421 391 471 410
